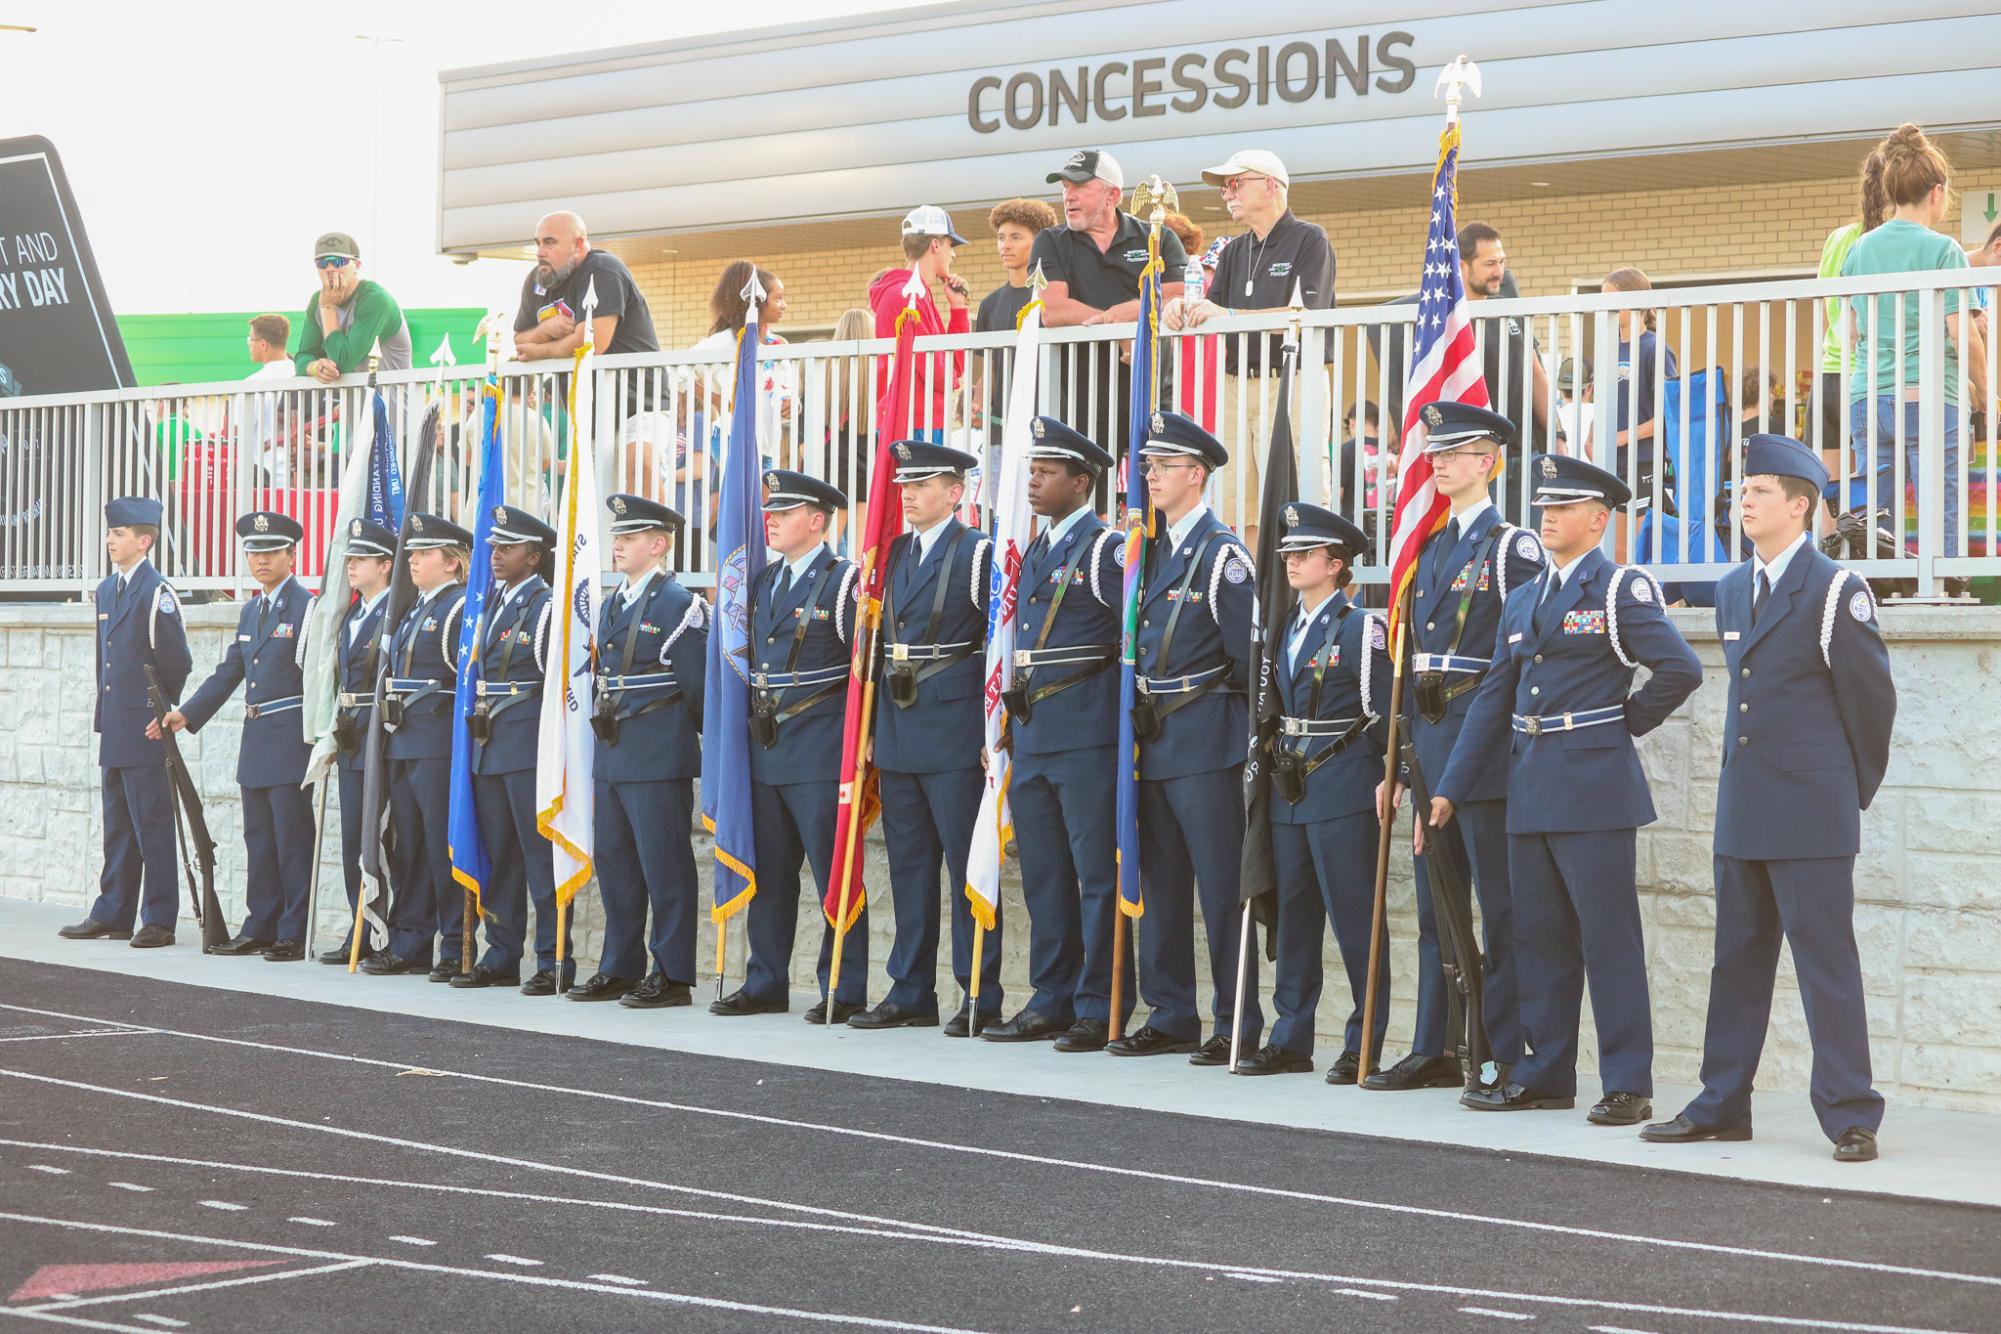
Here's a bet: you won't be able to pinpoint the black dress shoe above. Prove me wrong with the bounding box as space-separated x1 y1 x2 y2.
130 924 176 949
710 988 787 1017
449 964 520 989
1324 1051 1363 1085
520 970 558 997
804 999 860 1025
317 944 373 965
1461 1082 1575 1112
209 934 273 957
58 919 130 941
1235 1044 1313 1076
428 960 466 984
981 1008 1069 1043
261 940 305 962
359 951 428 976
1834 1127 1879 1163
1188 1035 1233 1067
1588 1091 1654 1126
1105 1024 1198 1057
1053 1018 1109 1053
566 972 637 1002
1639 1113 1753 1144
620 974 693 1009
942 1004 996 1038
848 1001 939 1030
1362 1052 1462 1091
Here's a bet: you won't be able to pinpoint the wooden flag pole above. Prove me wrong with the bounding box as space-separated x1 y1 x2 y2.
967 923 986 1037
715 915 728 1002
1226 901 1254 1072
823 656 880 1023
1358 582 1415 1085
1109 913 1129 1041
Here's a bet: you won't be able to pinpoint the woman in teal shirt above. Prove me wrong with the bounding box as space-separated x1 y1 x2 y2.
1841 124 1990 565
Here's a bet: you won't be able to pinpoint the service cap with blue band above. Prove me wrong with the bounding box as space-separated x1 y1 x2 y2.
1529 453 1632 509
1742 433 1831 493
345 517 397 558
762 469 847 513
1028 416 1114 474
106 497 163 529
488 503 556 547
401 511 473 550
1419 400 1518 451
889 439 979 484
236 510 303 552
1277 500 1369 558
1139 410 1229 469
606 493 686 535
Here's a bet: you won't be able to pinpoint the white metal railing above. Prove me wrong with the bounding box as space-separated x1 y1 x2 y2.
2 270 1993 599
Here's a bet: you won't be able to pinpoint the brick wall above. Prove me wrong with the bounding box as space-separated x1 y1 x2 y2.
5 601 1997 1111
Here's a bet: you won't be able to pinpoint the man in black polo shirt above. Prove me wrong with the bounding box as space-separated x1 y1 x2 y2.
1030 149 1187 455
1166 148 1335 547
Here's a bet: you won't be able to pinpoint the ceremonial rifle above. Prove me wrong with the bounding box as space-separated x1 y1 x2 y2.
145 665 226 951
1400 737 1490 1085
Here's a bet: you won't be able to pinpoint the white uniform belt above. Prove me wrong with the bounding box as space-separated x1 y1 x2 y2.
1014 645 1112 668
384 677 438 694
753 665 848 689
598 671 677 691
1136 665 1225 695
475 680 538 698
1412 653 1489 673
1279 715 1363 737
887 641 972 662
337 692 373 709
244 695 302 719
1511 704 1623 737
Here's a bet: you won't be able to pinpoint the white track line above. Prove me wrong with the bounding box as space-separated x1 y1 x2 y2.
18 1262 371 1314
483 1254 543 1267
386 1236 435 1247
1461 1311 1536 1322
0 1024 1993 1298
0 1308 163 1332
0 1031 146 1044
590 1274 649 1286
27 1165 70 1175
0 1138 1978 1334
288 1217 336 1227
196 1200 246 1212
130 1318 187 1329
0 1213 993 1334
105 1183 150 1193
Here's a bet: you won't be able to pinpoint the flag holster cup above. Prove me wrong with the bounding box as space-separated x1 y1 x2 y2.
380 696 405 731
885 662 920 710
1413 672 1450 725
748 698 780 750
590 692 620 745
1129 697 1162 743
331 710 360 755
1269 748 1307 804
1000 685 1032 725
467 700 494 745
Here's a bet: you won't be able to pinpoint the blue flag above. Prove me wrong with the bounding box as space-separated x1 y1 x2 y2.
448 377 504 908
1115 226 1164 918
702 308 769 924
367 391 404 530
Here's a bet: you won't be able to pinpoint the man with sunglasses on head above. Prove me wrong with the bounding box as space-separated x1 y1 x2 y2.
293 232 411 384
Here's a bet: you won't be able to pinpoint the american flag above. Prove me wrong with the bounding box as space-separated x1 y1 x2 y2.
1386 121 1489 636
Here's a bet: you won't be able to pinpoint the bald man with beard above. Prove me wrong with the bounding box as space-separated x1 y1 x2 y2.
513 211 661 362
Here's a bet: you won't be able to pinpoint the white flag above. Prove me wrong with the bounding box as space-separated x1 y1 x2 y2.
964 300 1043 928
536 344 601 902
299 402 377 787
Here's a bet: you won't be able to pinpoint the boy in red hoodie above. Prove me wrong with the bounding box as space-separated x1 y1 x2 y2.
871 205 971 437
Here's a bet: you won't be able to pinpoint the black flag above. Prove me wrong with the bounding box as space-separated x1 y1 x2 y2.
1238 341 1301 952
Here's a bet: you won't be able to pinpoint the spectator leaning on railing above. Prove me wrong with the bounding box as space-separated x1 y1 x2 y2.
1839 122 1990 580
976 198 1057 336
870 205 972 441
513 211 659 363
293 232 411 382
1167 149 1336 549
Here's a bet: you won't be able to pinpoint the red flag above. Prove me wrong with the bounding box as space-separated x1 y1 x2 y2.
1386 120 1489 638
823 300 918 930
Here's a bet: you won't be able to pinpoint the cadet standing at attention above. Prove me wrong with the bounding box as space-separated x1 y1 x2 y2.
849 441 999 1036
1644 436 1895 1163
1433 455 1702 1123
321 518 396 963
711 471 871 1022
585 494 707 1009
154 511 317 961
62 498 193 949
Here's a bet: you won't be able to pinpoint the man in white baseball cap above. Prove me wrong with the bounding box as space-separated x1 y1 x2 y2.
868 206 973 436
1166 148 1336 546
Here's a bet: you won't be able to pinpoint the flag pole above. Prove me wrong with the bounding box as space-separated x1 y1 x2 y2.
462 308 508 978
1358 582 1414 1085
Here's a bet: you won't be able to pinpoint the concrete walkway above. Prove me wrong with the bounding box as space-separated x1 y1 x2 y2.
4 897 1995 1210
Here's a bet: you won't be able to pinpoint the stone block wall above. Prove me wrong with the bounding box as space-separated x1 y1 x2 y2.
3 599 1996 1112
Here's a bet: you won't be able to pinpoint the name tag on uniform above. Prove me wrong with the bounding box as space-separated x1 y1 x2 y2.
1723 630 1741 641
98 613 108 621
1507 632 1523 644
238 634 252 641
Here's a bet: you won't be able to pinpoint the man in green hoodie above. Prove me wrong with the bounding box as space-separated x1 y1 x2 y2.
294 231 411 383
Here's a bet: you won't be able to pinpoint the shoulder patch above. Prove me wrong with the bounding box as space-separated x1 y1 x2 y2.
1515 533 1541 561
1222 554 1249 584
1848 589 1873 622
157 589 178 615
1112 540 1128 568
1630 577 1653 604
1368 616 1387 651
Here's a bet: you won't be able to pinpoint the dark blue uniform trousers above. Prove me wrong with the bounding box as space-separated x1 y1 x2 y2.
94 765 180 931
1687 855 1883 1140
335 765 387 952
1410 797 1523 1064
1009 746 1131 1025
387 758 466 964
1136 766 1263 1045
745 779 870 1007
239 781 315 943
1270 811 1388 1058
475 770 571 977
594 778 698 983
879 766 1002 1017
1508 829 1652 1098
